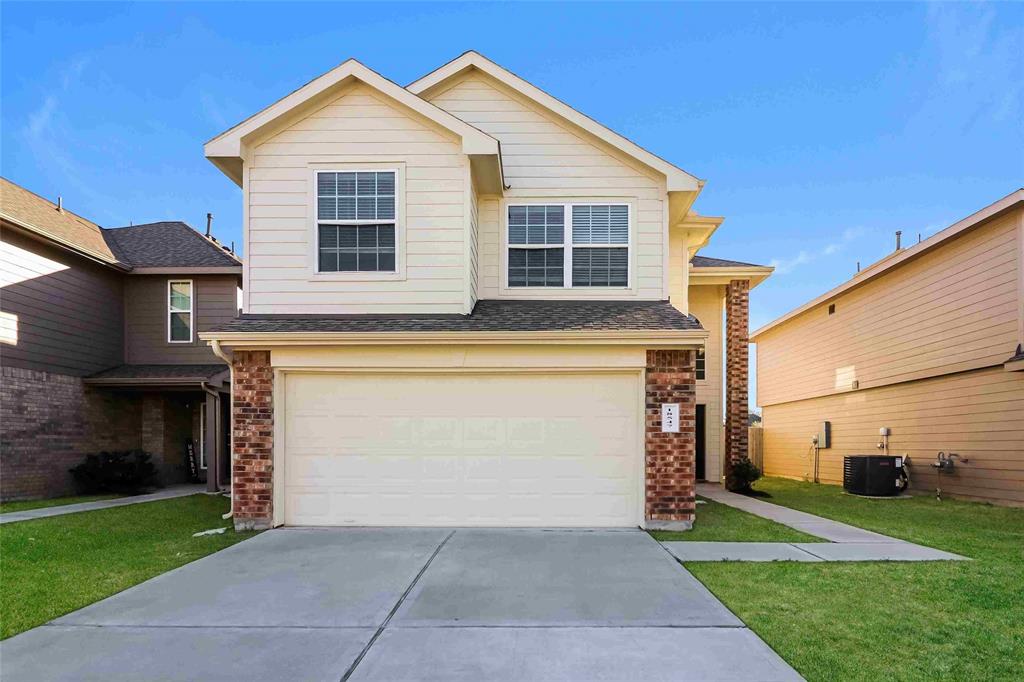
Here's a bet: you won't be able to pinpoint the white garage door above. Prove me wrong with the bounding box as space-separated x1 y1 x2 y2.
283 372 640 527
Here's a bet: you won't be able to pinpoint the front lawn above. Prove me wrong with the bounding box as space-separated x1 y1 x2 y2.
0 494 122 514
686 478 1024 681
0 494 258 639
650 496 822 543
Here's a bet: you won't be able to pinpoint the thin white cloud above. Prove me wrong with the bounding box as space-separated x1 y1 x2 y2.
769 226 867 275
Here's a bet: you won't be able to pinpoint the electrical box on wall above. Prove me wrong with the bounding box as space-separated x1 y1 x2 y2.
819 421 832 449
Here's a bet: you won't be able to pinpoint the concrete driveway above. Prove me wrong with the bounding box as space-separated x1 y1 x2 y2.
0 528 800 681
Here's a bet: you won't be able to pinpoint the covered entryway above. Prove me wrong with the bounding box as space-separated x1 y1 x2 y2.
282 372 641 527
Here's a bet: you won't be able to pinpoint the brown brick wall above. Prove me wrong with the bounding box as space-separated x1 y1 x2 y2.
0 366 140 499
725 279 750 478
645 349 697 527
232 350 274 530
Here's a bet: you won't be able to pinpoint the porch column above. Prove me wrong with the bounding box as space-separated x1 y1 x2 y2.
232 350 274 530
645 349 697 530
204 393 218 493
725 279 750 486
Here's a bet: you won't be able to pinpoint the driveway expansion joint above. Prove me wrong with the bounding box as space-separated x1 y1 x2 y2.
340 529 456 682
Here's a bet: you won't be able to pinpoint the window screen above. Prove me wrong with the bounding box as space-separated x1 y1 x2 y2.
317 171 397 272
318 224 396 273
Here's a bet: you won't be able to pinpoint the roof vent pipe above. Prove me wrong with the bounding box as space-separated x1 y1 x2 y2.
57 196 63 212
895 231 902 250
206 212 213 237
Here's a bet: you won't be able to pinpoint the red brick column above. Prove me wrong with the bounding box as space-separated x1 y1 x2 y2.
725 279 750 486
232 350 274 530
645 349 697 529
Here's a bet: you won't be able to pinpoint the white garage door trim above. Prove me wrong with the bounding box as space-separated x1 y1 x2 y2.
272 368 646 527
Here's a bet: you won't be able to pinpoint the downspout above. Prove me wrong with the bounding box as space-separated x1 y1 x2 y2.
210 339 234 520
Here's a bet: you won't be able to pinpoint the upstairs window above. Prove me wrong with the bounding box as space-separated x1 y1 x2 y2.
696 349 706 380
507 203 629 288
317 171 396 272
168 280 193 343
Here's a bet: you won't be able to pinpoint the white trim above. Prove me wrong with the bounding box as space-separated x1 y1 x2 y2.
167 279 194 344
307 164 407 282
502 202 632 291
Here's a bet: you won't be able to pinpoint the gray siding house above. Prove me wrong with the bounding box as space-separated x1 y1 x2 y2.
0 177 242 499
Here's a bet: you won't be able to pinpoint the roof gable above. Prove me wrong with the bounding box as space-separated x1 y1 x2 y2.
204 58 500 186
408 51 701 193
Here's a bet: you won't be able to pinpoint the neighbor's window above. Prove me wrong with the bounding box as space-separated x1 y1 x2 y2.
168 280 193 343
696 349 706 380
317 171 396 272
507 203 629 288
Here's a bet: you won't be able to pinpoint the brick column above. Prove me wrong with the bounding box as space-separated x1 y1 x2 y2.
645 349 697 529
232 350 274 530
725 279 750 486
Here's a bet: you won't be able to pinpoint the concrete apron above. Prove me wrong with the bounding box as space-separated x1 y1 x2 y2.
0 527 802 682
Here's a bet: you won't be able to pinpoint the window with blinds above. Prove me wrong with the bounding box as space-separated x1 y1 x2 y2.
316 170 397 272
507 203 629 288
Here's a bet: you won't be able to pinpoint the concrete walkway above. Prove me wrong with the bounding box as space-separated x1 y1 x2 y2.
0 528 803 681
0 485 208 524
661 484 967 563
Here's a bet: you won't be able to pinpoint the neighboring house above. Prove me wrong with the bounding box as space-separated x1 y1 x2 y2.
201 51 772 530
752 190 1024 506
0 178 242 499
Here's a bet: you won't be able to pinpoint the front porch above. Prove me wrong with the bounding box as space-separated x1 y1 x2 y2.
83 364 231 491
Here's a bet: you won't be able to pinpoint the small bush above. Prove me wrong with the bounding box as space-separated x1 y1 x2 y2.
70 450 160 495
726 457 762 494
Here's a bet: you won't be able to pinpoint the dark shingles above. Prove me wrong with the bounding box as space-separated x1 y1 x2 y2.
208 299 702 334
690 255 768 269
87 364 226 381
103 222 241 268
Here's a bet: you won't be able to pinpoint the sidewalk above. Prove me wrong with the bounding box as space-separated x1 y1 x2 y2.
0 485 209 525
661 483 966 563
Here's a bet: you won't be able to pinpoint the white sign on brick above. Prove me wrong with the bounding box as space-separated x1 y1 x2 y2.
661 403 680 433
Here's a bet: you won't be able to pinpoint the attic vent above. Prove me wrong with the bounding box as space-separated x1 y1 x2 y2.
828 303 836 316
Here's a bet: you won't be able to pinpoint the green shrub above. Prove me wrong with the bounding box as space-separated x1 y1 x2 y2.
726 457 762 493
69 450 160 495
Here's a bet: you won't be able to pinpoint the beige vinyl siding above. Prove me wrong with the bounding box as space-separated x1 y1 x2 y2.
125 275 238 364
761 366 1024 505
246 83 467 314
468 173 479 306
757 211 1021 407
427 72 666 300
689 285 725 481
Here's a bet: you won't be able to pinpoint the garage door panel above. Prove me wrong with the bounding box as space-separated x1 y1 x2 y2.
284 372 639 527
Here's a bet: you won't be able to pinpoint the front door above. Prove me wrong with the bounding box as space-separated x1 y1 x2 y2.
695 404 706 481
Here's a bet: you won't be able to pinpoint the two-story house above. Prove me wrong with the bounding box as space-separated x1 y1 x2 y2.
201 52 772 530
0 178 242 499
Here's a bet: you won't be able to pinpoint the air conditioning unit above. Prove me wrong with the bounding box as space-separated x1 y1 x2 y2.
843 455 907 497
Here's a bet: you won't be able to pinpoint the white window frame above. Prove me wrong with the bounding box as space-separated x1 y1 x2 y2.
503 202 632 290
167 279 193 344
312 167 401 278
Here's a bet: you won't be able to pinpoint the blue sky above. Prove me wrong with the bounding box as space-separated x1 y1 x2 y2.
3 2 1022 378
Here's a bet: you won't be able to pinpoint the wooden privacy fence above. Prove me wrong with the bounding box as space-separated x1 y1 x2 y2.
748 426 764 469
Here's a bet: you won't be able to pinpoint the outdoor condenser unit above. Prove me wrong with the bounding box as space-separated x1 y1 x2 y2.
843 455 907 497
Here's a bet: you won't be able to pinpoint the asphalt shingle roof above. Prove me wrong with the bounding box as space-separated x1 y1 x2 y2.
209 299 702 334
103 222 240 268
690 255 768 268
0 177 120 264
87 364 227 381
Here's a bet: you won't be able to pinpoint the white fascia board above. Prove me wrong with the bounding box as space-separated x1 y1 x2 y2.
408 51 702 192
204 59 499 163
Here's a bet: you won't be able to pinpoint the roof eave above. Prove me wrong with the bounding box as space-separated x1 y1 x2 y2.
751 188 1024 340
690 266 774 289
0 214 129 270
199 328 709 348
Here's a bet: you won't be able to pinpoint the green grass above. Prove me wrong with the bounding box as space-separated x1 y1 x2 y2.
0 494 258 639
685 478 1024 681
650 496 822 543
0 494 122 514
